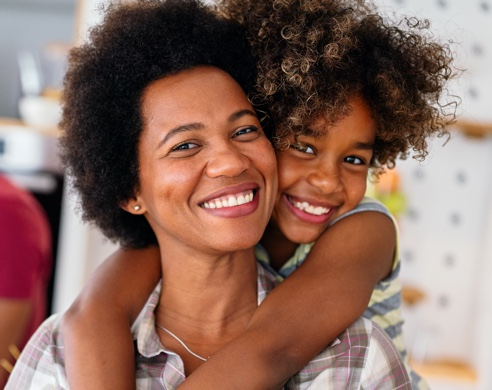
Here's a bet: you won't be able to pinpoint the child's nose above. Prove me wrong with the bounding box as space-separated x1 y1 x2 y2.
306 165 342 194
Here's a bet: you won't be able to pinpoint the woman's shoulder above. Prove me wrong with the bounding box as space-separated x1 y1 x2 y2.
6 313 68 389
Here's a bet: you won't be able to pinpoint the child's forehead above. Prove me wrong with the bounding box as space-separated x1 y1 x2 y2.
279 119 336 141
274 93 380 144
300 96 378 138
297 126 326 138
300 106 357 137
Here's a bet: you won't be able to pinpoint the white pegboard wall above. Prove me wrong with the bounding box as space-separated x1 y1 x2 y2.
395 132 492 389
373 0 492 124
371 2 492 388
472 192 492 390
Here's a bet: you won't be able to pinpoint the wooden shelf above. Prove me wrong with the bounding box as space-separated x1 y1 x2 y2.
401 285 427 306
411 359 477 383
453 120 492 137
0 117 23 127
0 117 59 137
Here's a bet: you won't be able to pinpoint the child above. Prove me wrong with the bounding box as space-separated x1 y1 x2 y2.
62 0 457 388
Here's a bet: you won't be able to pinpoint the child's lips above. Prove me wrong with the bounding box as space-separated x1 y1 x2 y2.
286 194 333 216
283 194 336 224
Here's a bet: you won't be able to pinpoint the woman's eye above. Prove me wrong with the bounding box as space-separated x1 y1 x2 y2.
345 156 365 165
233 126 260 140
292 142 315 154
171 142 199 152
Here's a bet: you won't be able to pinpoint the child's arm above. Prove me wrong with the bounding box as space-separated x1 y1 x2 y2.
61 245 161 390
178 210 396 389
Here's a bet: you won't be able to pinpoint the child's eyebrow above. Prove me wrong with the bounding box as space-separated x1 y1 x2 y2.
301 127 324 138
354 141 374 150
301 127 375 150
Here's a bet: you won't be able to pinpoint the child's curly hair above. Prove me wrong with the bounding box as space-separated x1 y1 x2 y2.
59 0 257 248
219 0 459 171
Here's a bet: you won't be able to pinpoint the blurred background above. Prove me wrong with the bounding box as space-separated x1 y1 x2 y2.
0 0 490 389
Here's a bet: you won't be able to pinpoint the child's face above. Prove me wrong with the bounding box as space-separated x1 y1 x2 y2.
270 95 376 244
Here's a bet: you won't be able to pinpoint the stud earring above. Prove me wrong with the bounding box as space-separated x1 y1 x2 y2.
133 205 141 211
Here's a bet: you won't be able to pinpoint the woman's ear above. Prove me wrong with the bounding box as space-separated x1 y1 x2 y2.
121 196 146 215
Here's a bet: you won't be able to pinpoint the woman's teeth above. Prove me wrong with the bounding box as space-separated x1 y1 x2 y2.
202 191 254 209
292 200 330 216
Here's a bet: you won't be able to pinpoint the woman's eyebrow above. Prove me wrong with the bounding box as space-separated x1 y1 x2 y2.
157 122 204 149
157 109 257 149
228 109 258 122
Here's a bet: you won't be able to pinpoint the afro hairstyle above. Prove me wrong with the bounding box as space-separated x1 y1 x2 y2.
60 0 258 248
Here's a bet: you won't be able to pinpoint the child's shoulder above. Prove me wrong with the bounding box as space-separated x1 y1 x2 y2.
331 197 393 227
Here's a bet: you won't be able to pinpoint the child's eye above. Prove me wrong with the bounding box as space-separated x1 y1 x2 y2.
292 142 315 155
344 156 365 165
233 126 260 141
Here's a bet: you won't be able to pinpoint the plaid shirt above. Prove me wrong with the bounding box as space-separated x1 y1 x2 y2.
6 262 411 389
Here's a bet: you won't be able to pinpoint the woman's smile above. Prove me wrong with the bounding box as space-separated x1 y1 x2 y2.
199 185 259 218
201 189 255 209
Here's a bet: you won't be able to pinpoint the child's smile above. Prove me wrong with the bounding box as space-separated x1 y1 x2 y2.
283 193 335 223
270 95 377 246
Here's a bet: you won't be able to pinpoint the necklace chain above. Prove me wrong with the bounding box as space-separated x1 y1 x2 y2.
156 323 208 361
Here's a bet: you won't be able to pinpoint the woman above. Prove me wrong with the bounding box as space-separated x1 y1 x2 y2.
5 0 411 388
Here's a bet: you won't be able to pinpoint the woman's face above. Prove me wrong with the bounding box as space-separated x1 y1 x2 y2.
128 66 277 255
271 96 376 244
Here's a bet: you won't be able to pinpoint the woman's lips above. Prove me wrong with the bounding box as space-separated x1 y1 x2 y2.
199 188 260 218
201 190 255 209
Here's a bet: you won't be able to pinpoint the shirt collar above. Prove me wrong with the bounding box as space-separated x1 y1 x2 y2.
132 260 280 359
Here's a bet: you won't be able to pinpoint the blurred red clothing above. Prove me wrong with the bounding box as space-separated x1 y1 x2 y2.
0 175 52 348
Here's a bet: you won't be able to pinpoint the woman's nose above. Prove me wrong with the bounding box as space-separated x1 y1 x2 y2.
204 144 251 178
306 164 342 194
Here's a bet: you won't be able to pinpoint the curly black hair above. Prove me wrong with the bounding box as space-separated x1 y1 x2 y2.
219 0 459 172
59 0 257 248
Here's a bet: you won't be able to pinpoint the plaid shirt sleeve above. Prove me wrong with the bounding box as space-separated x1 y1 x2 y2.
360 321 412 389
286 317 412 389
5 314 69 389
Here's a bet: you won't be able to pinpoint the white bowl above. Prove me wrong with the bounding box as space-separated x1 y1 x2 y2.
18 96 62 129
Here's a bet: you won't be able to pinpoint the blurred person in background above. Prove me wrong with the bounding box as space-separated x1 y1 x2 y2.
0 174 51 387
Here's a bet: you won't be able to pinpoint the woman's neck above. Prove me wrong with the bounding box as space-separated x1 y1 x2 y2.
154 246 259 374
157 247 258 322
260 220 298 271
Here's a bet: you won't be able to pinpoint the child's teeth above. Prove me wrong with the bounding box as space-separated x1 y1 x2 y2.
293 199 329 216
